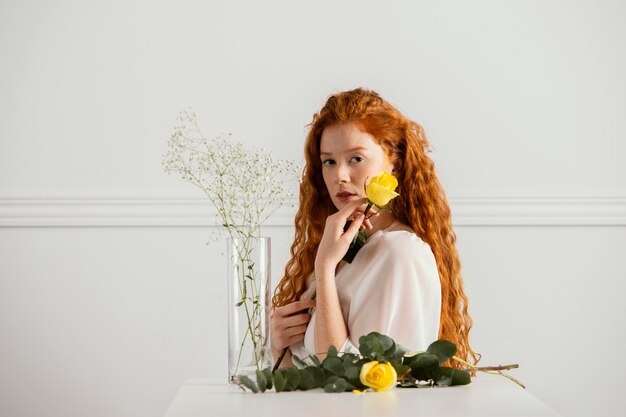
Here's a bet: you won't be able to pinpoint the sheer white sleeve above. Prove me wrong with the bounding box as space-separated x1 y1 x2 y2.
340 231 442 352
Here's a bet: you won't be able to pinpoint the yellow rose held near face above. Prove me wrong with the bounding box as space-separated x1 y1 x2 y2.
365 172 399 207
359 360 398 392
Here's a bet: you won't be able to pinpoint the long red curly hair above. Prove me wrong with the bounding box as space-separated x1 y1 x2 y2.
272 88 479 367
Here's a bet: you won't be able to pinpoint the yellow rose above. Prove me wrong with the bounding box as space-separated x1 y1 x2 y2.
359 360 398 392
365 172 399 207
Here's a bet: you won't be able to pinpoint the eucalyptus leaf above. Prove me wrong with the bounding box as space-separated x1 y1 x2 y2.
392 363 411 379
324 377 348 393
409 353 440 381
359 340 384 359
322 357 344 375
309 354 322 367
436 367 471 386
345 366 360 380
342 353 357 367
273 370 286 392
306 366 326 388
372 332 394 352
327 345 338 358
291 354 308 370
297 368 316 390
284 368 300 391
255 369 267 392
239 375 258 393
262 367 273 390
383 341 397 359
427 340 457 364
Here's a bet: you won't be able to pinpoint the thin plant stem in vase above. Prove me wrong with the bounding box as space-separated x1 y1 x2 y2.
163 109 300 383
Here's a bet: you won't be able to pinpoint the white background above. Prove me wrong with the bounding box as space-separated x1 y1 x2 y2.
1 1 625 416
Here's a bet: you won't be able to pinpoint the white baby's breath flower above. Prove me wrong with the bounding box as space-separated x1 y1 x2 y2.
163 110 300 241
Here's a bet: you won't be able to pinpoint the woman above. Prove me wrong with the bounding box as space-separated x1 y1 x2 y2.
271 88 479 368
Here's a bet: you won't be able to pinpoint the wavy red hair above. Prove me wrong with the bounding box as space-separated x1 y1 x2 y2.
272 88 479 367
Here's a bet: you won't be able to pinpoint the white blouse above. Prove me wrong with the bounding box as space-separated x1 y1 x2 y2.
289 220 442 362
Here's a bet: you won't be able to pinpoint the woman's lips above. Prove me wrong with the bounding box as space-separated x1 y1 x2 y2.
336 193 357 201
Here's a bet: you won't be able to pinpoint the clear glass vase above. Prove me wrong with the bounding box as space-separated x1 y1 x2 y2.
227 236 271 384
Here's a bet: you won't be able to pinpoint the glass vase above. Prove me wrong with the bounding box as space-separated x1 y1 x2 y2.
227 236 272 384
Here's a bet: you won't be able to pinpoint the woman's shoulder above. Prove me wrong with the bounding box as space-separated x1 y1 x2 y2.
351 220 440 291
367 220 433 255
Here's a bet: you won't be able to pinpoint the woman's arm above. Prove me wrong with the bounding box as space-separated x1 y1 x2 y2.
314 265 348 359
313 199 368 358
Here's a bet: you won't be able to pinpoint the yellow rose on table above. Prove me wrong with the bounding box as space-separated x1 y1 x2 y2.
365 172 399 207
359 360 398 392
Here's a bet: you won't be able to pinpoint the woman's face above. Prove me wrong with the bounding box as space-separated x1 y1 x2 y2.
320 122 394 211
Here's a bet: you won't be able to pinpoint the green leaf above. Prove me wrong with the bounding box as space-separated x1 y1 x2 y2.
345 365 360 380
284 368 300 391
327 345 338 358
392 344 410 363
342 353 358 368
392 363 411 379
309 354 322 367
255 369 267 393
273 370 286 392
322 357 344 375
427 340 457 364
297 368 316 390
291 354 308 370
324 377 348 393
235 299 244 307
408 353 440 381
239 375 258 393
359 339 384 359
262 367 273 390
435 367 471 386
372 332 394 352
306 366 326 388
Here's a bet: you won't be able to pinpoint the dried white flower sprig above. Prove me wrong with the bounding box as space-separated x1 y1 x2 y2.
163 109 300 240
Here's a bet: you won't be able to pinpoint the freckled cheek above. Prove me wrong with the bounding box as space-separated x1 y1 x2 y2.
321 171 333 193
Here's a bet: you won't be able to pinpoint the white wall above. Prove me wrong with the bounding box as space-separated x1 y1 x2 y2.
1 1 625 416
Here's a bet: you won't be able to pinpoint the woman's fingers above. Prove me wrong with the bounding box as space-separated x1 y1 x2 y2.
361 210 380 230
282 312 311 328
342 213 364 241
336 198 368 219
271 300 316 350
275 300 316 317
285 323 308 338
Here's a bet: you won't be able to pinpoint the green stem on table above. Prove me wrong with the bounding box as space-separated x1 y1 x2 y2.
451 356 526 389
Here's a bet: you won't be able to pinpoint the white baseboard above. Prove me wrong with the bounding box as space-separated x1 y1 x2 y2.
0 197 625 227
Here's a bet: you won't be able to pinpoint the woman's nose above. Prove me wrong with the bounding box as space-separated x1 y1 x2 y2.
334 163 350 183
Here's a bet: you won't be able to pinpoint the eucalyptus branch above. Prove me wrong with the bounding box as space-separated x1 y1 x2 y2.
451 356 526 389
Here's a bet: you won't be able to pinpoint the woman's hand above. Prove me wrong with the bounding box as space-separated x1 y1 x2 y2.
270 300 316 354
315 198 376 273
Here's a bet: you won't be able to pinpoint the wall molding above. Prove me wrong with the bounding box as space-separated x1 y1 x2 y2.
0 197 625 227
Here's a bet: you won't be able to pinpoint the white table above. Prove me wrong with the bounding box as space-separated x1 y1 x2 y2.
164 374 561 417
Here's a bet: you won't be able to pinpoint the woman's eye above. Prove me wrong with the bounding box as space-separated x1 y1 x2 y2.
350 156 364 163
322 159 335 166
